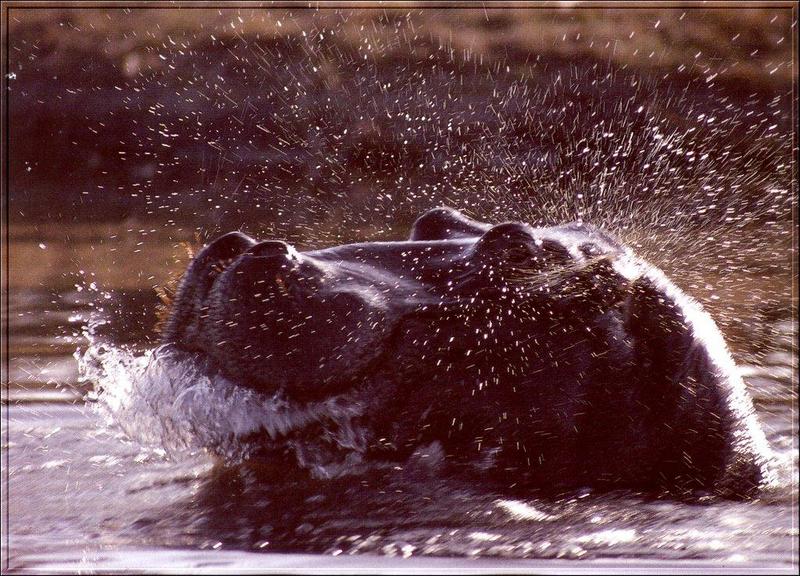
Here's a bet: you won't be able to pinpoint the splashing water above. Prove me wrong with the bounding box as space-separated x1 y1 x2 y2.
50 3 791 501
9 7 795 571
60 12 788 361
76 315 369 478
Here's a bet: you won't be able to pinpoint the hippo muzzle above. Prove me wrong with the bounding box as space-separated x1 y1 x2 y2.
161 207 771 496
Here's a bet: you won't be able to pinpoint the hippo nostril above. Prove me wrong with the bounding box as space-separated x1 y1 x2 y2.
247 240 294 259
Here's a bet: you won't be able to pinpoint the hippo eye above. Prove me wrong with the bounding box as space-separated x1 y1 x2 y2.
506 247 531 265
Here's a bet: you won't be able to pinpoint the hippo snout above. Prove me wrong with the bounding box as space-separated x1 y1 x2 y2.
161 231 255 346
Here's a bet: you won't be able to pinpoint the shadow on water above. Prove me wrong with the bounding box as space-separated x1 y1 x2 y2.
125 454 797 562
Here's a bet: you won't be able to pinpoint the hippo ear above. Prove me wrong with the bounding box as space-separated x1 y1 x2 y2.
409 207 491 241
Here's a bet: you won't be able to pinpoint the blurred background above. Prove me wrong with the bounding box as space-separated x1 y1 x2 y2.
4 5 797 570
7 4 795 361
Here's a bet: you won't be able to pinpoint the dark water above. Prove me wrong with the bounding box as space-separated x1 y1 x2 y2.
3 234 797 574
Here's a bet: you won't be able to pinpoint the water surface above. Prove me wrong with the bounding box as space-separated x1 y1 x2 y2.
4 232 796 574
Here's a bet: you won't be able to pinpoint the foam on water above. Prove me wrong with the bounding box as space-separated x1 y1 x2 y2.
75 318 369 477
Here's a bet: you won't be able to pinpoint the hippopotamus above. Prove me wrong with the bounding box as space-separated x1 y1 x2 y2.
161 207 772 498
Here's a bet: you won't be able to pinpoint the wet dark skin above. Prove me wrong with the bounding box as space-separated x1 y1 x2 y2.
162 207 771 498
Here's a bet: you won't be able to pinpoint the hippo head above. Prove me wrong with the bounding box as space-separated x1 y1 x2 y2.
161 207 769 495
162 207 628 400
